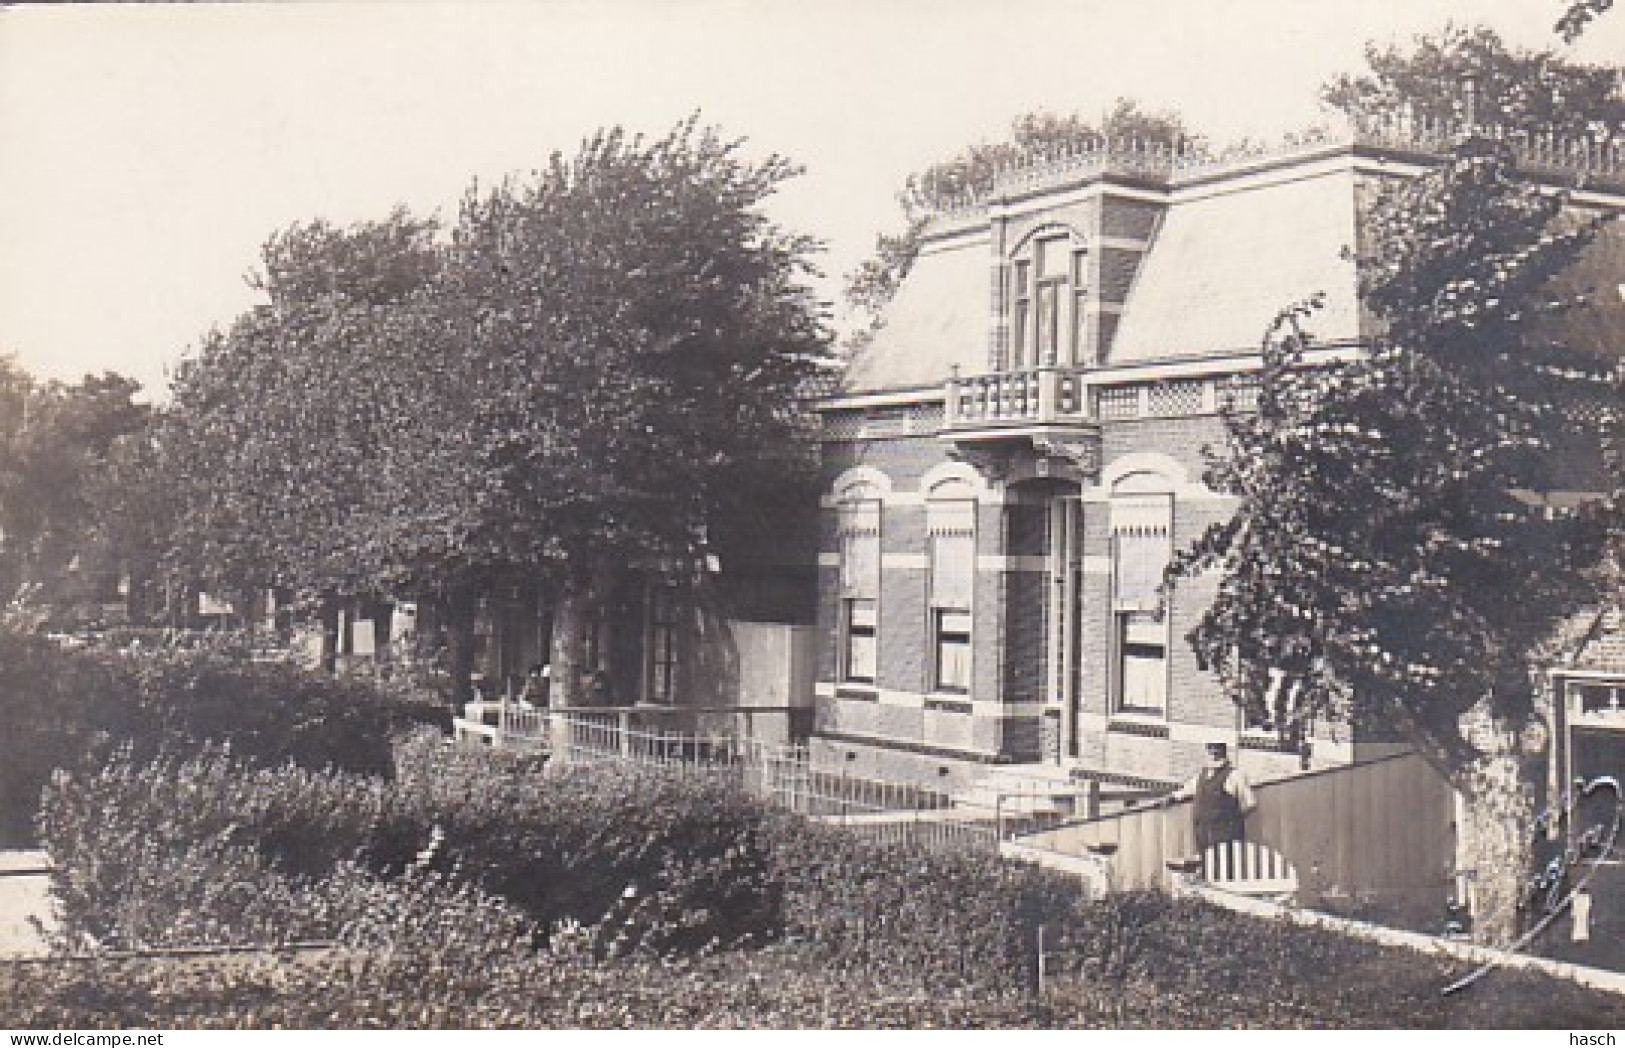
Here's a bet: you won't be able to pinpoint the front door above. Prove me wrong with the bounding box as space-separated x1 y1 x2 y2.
1043 496 1082 761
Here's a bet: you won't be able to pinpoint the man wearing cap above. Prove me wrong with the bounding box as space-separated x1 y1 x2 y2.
1165 741 1257 851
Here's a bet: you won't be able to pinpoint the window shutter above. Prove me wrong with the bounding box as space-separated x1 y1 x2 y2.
929 501 975 610
1112 495 1172 610
840 500 881 599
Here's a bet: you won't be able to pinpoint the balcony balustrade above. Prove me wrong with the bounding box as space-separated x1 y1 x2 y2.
944 365 1090 431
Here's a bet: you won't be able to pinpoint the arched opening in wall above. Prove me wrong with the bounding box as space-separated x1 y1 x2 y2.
1006 476 1083 763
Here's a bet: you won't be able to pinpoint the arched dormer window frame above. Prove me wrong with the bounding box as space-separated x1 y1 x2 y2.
1007 223 1089 370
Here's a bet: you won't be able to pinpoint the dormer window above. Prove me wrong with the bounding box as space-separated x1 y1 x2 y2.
1009 231 1087 369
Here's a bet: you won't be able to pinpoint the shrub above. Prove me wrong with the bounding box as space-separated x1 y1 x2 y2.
7 918 1625 1028
37 748 390 949
41 732 778 957
111 643 449 776
0 629 126 846
389 731 778 954
0 625 448 846
761 814 1090 993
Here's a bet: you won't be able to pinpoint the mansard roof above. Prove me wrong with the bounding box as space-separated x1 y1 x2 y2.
1109 167 1363 362
837 121 1625 400
842 231 989 393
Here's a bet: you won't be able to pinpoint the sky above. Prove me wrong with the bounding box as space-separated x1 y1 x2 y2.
1 0 1622 400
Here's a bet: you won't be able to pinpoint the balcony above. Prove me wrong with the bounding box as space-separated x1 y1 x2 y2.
943 366 1093 432
941 365 1100 479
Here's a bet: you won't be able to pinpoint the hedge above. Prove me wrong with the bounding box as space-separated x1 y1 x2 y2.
32 725 1625 1027
5 904 1625 1028
0 627 447 846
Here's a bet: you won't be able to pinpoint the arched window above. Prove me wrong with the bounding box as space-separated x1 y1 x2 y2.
1110 471 1173 717
836 481 883 685
1010 228 1088 369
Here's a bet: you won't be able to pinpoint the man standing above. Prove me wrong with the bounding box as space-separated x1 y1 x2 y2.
1166 741 1257 851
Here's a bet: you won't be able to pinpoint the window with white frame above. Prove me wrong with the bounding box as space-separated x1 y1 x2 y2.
1009 231 1087 369
838 496 881 685
928 498 975 694
1111 489 1173 716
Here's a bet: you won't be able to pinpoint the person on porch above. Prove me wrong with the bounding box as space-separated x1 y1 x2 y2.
1165 741 1257 851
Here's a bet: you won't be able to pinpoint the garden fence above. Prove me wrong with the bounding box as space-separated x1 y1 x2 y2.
463 706 1080 857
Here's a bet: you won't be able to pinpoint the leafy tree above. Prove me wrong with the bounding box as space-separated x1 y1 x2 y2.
0 369 151 622
1173 133 1622 942
159 210 447 657
1323 26 1625 142
1556 0 1615 42
845 100 1198 340
156 119 829 705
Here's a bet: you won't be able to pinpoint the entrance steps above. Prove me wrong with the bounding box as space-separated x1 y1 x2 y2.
954 763 1174 820
954 763 1091 817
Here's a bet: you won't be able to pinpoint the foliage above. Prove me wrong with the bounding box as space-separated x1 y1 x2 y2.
0 629 126 846
108 642 449 776
154 118 830 703
0 367 152 623
388 730 779 955
1178 33 1625 940
39 730 777 957
763 814 1088 993
440 117 831 700
6 889 1625 1028
158 210 445 601
0 626 444 846
28 725 1625 1026
844 100 1198 338
1172 137 1621 769
1323 26 1625 141
1557 0 1616 42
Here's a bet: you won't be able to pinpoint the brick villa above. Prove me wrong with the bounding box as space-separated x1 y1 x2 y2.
808 120 1625 800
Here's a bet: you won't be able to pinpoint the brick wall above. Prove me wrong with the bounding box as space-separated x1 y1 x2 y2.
1100 195 1163 240
1100 415 1230 479
1098 246 1143 301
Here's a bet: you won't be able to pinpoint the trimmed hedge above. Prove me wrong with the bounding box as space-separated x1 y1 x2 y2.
765 814 1088 993
28 730 1625 1028
39 750 391 949
0 627 447 846
387 730 780 956
38 732 781 956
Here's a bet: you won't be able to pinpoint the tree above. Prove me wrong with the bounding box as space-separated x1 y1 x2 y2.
1556 0 1615 42
845 100 1199 340
1172 133 1621 941
156 118 830 705
1323 26 1625 142
0 369 152 623
158 209 448 655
